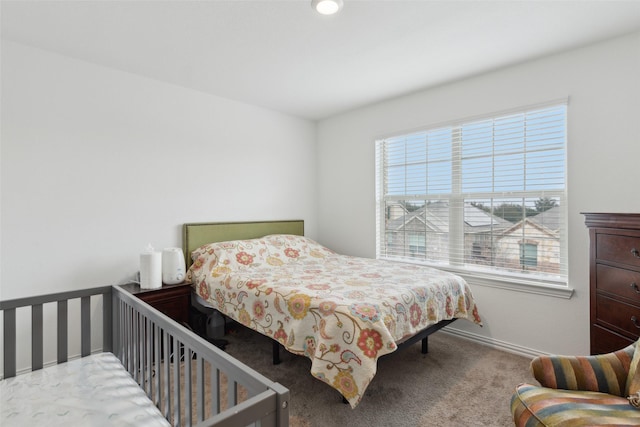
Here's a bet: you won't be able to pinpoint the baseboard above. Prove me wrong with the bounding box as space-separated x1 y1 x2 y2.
442 326 547 359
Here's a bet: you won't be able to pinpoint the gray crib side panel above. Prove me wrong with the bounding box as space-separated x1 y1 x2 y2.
113 285 290 427
0 285 113 379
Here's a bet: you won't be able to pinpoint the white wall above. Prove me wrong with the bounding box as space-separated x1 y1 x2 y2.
316 32 640 356
3 31 639 362
1 40 317 300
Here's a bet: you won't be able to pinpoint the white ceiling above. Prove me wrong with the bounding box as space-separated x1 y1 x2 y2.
3 0 640 120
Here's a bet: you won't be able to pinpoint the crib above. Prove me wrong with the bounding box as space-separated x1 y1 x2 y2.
1 285 289 427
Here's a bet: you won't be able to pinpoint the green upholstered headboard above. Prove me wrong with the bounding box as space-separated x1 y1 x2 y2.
182 220 304 268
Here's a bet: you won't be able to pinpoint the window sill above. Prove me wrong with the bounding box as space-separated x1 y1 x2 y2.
459 271 574 299
380 256 574 299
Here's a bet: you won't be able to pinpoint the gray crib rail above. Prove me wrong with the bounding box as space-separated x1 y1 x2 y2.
113 285 289 427
1 286 289 427
1 285 113 379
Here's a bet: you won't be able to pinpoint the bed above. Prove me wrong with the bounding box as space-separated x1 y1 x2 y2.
1 285 289 426
182 220 483 408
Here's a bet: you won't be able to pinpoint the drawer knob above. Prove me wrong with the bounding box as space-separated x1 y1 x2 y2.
632 283 640 294
632 248 640 259
632 316 640 329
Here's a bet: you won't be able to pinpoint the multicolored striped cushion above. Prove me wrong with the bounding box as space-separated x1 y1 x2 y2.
530 344 635 397
511 383 640 427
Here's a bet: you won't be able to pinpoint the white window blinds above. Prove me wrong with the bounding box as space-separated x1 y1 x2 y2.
376 103 567 283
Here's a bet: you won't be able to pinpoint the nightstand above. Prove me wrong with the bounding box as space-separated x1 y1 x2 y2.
120 282 191 325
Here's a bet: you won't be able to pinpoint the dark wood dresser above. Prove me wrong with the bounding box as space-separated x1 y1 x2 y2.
584 212 640 354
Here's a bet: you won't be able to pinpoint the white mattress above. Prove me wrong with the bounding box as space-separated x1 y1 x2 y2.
1 352 169 427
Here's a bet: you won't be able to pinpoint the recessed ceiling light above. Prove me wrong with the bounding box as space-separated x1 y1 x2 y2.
312 0 343 15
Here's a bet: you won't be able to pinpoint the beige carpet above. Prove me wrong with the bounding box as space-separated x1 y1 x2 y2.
220 326 534 427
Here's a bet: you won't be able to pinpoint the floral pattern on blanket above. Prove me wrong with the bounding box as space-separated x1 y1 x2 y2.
187 235 482 408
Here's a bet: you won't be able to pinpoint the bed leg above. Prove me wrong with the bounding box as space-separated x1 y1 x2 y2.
273 340 281 365
422 336 428 354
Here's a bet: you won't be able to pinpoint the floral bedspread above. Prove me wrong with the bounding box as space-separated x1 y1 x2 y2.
186 235 482 408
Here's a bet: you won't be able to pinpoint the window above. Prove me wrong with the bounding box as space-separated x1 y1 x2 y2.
375 103 567 286
519 243 538 268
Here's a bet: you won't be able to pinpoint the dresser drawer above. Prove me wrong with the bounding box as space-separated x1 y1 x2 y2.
595 294 640 339
591 324 636 355
597 264 640 302
597 233 640 268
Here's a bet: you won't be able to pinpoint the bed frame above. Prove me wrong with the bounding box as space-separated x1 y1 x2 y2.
182 219 456 366
1 285 289 427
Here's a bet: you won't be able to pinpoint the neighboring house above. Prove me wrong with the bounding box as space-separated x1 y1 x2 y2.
495 206 561 274
384 202 561 275
384 201 513 265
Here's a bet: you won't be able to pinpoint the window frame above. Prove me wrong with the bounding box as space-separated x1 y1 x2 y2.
375 100 573 299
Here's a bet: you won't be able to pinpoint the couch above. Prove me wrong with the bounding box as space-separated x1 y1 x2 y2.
511 340 640 426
